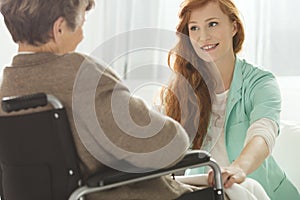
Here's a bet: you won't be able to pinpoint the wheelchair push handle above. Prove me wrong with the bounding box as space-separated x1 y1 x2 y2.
1 93 63 113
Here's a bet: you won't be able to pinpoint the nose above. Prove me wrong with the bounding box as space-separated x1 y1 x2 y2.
199 28 211 42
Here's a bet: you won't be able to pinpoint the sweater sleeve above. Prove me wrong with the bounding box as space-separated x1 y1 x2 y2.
244 118 278 155
72 60 190 172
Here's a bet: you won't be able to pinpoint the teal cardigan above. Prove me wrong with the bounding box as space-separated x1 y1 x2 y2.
186 58 299 199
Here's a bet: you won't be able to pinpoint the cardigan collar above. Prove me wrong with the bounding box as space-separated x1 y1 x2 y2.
11 52 64 67
224 57 244 128
229 57 244 94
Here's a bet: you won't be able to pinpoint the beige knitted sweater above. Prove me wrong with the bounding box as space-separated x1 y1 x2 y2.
0 52 194 200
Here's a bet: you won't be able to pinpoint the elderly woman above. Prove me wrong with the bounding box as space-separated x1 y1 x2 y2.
0 0 197 199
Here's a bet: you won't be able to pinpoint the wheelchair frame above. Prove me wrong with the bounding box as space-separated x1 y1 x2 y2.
0 93 224 200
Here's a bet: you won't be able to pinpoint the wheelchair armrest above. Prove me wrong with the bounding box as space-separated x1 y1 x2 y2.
70 150 224 200
86 150 210 187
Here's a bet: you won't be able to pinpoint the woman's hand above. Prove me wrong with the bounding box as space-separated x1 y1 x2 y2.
208 165 246 188
208 136 269 189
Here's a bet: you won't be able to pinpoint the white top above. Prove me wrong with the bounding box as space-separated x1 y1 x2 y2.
209 90 231 166
17 51 36 54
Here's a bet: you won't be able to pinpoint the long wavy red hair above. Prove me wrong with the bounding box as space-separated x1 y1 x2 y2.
161 0 245 149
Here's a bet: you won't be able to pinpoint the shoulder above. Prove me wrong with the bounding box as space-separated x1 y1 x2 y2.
61 52 101 69
237 58 278 88
63 52 121 80
239 58 275 80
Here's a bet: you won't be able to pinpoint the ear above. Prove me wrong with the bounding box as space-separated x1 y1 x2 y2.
52 17 65 43
232 21 238 37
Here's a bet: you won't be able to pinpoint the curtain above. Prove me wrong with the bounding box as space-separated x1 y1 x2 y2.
76 0 182 104
0 15 17 71
1 1 300 78
235 0 300 76
78 0 300 78
77 0 178 79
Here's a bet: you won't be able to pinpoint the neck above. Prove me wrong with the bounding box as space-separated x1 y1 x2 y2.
18 42 59 54
213 53 236 92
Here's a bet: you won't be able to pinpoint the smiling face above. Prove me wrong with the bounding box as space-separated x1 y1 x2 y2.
188 1 237 64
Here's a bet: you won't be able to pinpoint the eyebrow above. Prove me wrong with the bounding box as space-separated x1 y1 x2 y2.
188 17 220 24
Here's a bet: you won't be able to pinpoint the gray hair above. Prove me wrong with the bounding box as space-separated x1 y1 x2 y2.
0 0 95 46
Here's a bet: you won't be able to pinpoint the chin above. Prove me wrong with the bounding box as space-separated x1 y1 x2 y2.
197 52 215 63
202 57 215 63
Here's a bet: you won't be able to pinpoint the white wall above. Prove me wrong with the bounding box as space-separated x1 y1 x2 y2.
0 15 17 73
273 77 300 190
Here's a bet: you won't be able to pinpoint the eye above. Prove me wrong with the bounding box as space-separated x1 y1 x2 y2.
208 22 218 27
189 26 200 31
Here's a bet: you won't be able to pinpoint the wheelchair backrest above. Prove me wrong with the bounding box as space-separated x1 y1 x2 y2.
0 93 82 200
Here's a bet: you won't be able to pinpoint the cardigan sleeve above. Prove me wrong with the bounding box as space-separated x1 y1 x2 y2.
247 71 281 132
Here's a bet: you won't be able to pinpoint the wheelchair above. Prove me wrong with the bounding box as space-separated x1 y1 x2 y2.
0 93 224 200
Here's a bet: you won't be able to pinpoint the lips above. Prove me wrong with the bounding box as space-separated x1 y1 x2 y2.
201 43 219 51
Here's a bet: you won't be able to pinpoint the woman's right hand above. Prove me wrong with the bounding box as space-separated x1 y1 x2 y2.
207 165 246 188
